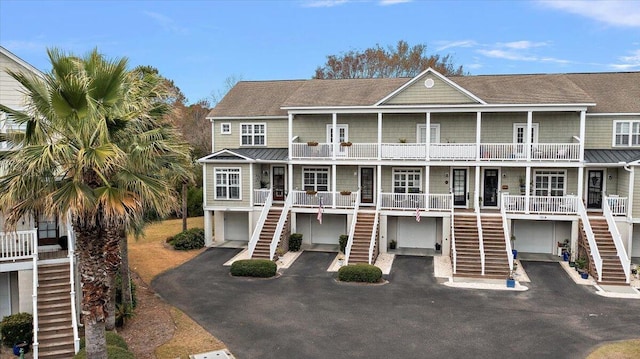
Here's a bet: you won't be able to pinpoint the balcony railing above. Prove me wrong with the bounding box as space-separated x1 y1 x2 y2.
379 193 452 211
290 190 358 208
254 189 271 206
605 196 628 216
291 142 580 161
1 229 37 261
502 195 579 215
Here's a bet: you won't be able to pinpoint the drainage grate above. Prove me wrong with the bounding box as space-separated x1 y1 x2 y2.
189 349 236 359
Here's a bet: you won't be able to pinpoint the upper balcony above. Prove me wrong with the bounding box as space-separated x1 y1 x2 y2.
290 142 580 162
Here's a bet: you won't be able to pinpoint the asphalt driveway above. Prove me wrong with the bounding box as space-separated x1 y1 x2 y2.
152 249 640 359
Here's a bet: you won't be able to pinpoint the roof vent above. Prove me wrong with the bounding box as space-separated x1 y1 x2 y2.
424 78 435 89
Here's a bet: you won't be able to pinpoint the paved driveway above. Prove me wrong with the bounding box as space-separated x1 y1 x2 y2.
152 249 640 359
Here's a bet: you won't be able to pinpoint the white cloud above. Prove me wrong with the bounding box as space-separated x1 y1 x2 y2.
538 0 640 27
379 0 412 5
143 11 188 34
610 49 640 70
435 40 477 52
476 40 572 65
303 0 349 7
477 49 537 61
500 41 548 50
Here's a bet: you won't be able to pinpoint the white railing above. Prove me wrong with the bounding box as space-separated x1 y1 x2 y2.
291 190 358 209
254 189 271 206
248 191 273 257
379 193 452 211
291 143 332 158
0 229 37 261
531 143 580 161
341 143 378 159
602 195 630 283
480 143 524 160
269 195 293 260
430 143 476 160
450 193 457 274
344 190 361 265
605 196 628 216
381 143 426 159
502 195 578 215
577 200 603 282
66 220 80 353
31 238 39 358
500 194 514 271
476 211 485 275
335 191 359 208
368 193 382 265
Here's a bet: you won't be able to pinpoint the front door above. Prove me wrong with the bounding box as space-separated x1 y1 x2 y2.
272 166 285 201
452 169 467 206
587 170 603 209
360 167 374 204
483 169 499 207
326 124 348 156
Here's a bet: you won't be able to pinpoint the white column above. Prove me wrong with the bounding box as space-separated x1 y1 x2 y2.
475 165 481 211
288 113 293 158
204 210 213 246
332 113 337 161
288 164 293 196
249 164 254 206
577 167 584 200
214 212 225 244
377 165 382 205
332 164 337 208
579 110 586 162
476 112 482 161
526 111 533 161
424 166 430 197
425 112 431 160
210 119 215 153
377 112 383 160
525 166 531 214
628 166 635 219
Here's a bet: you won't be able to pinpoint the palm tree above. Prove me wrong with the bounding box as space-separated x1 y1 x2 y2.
0 49 191 359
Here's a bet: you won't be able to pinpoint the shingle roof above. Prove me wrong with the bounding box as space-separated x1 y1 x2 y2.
202 148 288 162
584 149 640 164
208 71 640 117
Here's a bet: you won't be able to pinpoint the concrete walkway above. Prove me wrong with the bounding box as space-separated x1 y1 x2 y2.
153 249 640 359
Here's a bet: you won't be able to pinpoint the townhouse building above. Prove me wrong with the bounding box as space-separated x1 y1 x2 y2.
200 68 639 286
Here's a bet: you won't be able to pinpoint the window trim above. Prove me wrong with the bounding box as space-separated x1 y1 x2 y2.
533 169 566 197
302 167 330 192
214 167 242 200
220 122 231 135
612 119 640 147
417 123 440 143
392 167 422 194
240 123 267 146
513 123 539 144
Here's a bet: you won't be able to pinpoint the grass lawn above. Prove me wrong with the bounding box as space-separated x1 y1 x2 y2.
587 339 640 359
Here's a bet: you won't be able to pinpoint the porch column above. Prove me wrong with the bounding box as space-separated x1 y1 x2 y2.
288 164 293 197
424 166 430 210
332 113 337 161
332 164 337 208
204 210 213 246
288 113 293 159
249 164 254 206
475 165 480 212
628 166 635 219
377 112 382 160
425 112 431 160
209 118 215 152
526 111 533 161
476 112 481 161
525 166 531 214
377 165 382 206
578 110 586 162
577 166 584 200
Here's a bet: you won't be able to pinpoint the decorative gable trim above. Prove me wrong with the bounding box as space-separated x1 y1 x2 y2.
198 149 254 163
374 68 486 106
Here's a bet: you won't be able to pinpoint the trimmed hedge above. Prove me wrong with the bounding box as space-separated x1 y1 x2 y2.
167 228 205 250
289 233 303 252
230 259 277 278
339 235 349 253
74 345 135 359
338 264 383 283
79 331 128 350
1 312 33 347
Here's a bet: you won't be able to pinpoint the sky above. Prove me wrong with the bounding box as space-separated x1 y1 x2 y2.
1 0 639 104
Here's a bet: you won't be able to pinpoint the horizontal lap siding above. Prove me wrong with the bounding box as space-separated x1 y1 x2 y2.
634 173 640 218
382 114 422 143
536 112 580 143
434 113 476 143
385 74 477 105
0 53 29 109
204 163 251 207
617 169 629 198
213 118 288 152
294 114 330 143
481 113 527 143
585 117 614 149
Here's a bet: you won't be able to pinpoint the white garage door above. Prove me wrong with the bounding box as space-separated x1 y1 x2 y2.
0 272 10 318
224 212 249 242
632 224 640 258
512 220 555 254
297 213 346 245
396 217 437 249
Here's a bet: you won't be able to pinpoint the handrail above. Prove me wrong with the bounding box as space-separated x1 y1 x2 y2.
344 190 361 265
31 234 39 358
269 194 293 260
66 219 80 353
248 191 273 257
368 192 382 265
576 199 603 282
450 192 457 274
500 193 514 271
476 208 485 275
603 194 631 282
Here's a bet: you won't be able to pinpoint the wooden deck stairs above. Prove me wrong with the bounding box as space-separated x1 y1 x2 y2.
580 217 627 285
251 207 284 260
347 212 378 265
480 216 510 278
452 213 482 277
36 263 76 359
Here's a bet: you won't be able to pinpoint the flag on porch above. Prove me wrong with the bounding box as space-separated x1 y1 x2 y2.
317 196 323 224
415 206 421 222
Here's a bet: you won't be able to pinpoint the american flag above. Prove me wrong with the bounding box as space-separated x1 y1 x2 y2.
317 196 323 224
415 206 421 222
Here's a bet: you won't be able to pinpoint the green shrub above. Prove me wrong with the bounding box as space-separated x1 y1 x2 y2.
187 187 204 217
1 312 33 347
79 331 129 350
74 345 135 359
338 264 382 283
289 233 303 252
230 259 277 278
167 228 205 250
339 234 349 253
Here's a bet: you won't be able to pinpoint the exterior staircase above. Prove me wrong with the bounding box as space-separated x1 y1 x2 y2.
251 207 284 260
480 216 510 278
348 213 377 264
581 217 627 284
36 263 76 359
452 213 482 276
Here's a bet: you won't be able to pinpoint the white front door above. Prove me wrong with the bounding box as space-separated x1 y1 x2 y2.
326 125 348 156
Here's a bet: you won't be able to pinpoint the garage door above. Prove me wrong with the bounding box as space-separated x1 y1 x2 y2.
297 213 346 245
632 224 640 257
512 220 555 254
396 217 436 249
0 272 10 318
224 212 249 242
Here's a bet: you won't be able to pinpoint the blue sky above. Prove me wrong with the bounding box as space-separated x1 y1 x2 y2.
1 0 639 104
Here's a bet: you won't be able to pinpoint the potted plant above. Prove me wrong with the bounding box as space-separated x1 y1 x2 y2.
340 141 352 147
307 141 319 146
306 190 317 195
389 239 397 250
276 247 286 260
575 257 588 278
340 190 352 195
337 254 345 266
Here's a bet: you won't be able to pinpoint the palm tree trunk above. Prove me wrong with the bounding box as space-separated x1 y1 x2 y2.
182 182 188 231
120 230 133 315
105 276 116 330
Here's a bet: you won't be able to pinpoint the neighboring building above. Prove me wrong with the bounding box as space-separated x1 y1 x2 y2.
200 68 640 285
1 46 80 358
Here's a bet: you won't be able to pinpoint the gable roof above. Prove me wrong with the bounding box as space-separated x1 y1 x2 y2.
199 148 288 163
208 80 305 118
565 72 640 113
0 46 43 77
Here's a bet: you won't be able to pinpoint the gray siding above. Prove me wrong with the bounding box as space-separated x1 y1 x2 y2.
0 52 31 110
204 163 251 207
385 74 478 105
213 118 288 152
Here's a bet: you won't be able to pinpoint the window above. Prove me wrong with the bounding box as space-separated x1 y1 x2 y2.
215 168 241 200
417 124 440 143
220 123 231 134
303 168 329 192
513 123 539 144
38 214 57 240
534 170 565 197
240 123 266 146
393 168 421 193
614 120 640 147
